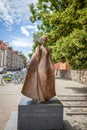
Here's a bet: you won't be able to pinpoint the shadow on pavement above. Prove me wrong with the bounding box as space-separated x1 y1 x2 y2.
63 120 74 130
65 86 87 95
55 77 71 81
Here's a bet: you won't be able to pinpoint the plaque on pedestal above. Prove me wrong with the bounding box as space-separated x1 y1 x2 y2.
18 97 63 130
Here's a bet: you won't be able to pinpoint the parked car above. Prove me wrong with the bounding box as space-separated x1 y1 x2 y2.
0 67 7 74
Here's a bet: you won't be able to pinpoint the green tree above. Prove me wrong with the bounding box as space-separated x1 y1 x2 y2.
28 33 42 59
19 52 28 67
29 0 87 69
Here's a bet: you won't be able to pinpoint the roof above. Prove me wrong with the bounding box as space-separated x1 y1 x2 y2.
0 40 21 56
0 40 8 50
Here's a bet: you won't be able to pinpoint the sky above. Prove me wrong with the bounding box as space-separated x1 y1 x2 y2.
0 0 38 59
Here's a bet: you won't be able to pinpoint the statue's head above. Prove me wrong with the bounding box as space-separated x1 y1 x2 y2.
41 36 47 45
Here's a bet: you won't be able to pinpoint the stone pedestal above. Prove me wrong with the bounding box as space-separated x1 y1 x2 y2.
17 97 63 130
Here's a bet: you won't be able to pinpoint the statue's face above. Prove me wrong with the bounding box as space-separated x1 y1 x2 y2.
42 37 47 45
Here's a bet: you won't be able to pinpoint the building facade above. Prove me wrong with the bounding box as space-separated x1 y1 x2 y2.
0 40 25 70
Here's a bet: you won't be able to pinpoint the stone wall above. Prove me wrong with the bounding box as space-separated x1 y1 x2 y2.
55 69 87 84
70 70 87 84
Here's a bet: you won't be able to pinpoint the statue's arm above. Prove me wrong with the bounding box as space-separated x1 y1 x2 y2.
28 46 41 71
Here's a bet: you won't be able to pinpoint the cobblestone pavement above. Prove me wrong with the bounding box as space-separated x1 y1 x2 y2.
55 77 87 130
0 72 23 130
0 75 87 130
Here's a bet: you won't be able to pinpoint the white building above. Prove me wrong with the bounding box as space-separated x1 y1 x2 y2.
0 40 25 70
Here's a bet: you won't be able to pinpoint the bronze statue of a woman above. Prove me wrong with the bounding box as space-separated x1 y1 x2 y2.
21 36 56 102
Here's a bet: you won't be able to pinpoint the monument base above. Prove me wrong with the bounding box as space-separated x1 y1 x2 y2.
18 96 63 130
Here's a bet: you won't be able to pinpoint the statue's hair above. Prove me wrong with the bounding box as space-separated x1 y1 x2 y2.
41 36 47 40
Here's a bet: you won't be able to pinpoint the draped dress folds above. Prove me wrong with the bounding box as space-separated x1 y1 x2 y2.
21 45 56 102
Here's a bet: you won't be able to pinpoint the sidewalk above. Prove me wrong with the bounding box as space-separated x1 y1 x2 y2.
0 78 87 130
55 77 87 96
0 83 22 130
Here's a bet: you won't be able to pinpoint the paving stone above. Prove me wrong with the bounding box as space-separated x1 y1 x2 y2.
0 121 7 130
0 78 87 130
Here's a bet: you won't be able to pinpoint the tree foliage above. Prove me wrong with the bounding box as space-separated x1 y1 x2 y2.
29 0 87 69
19 52 28 67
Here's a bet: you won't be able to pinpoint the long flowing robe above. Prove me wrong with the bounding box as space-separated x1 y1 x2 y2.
21 45 56 102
